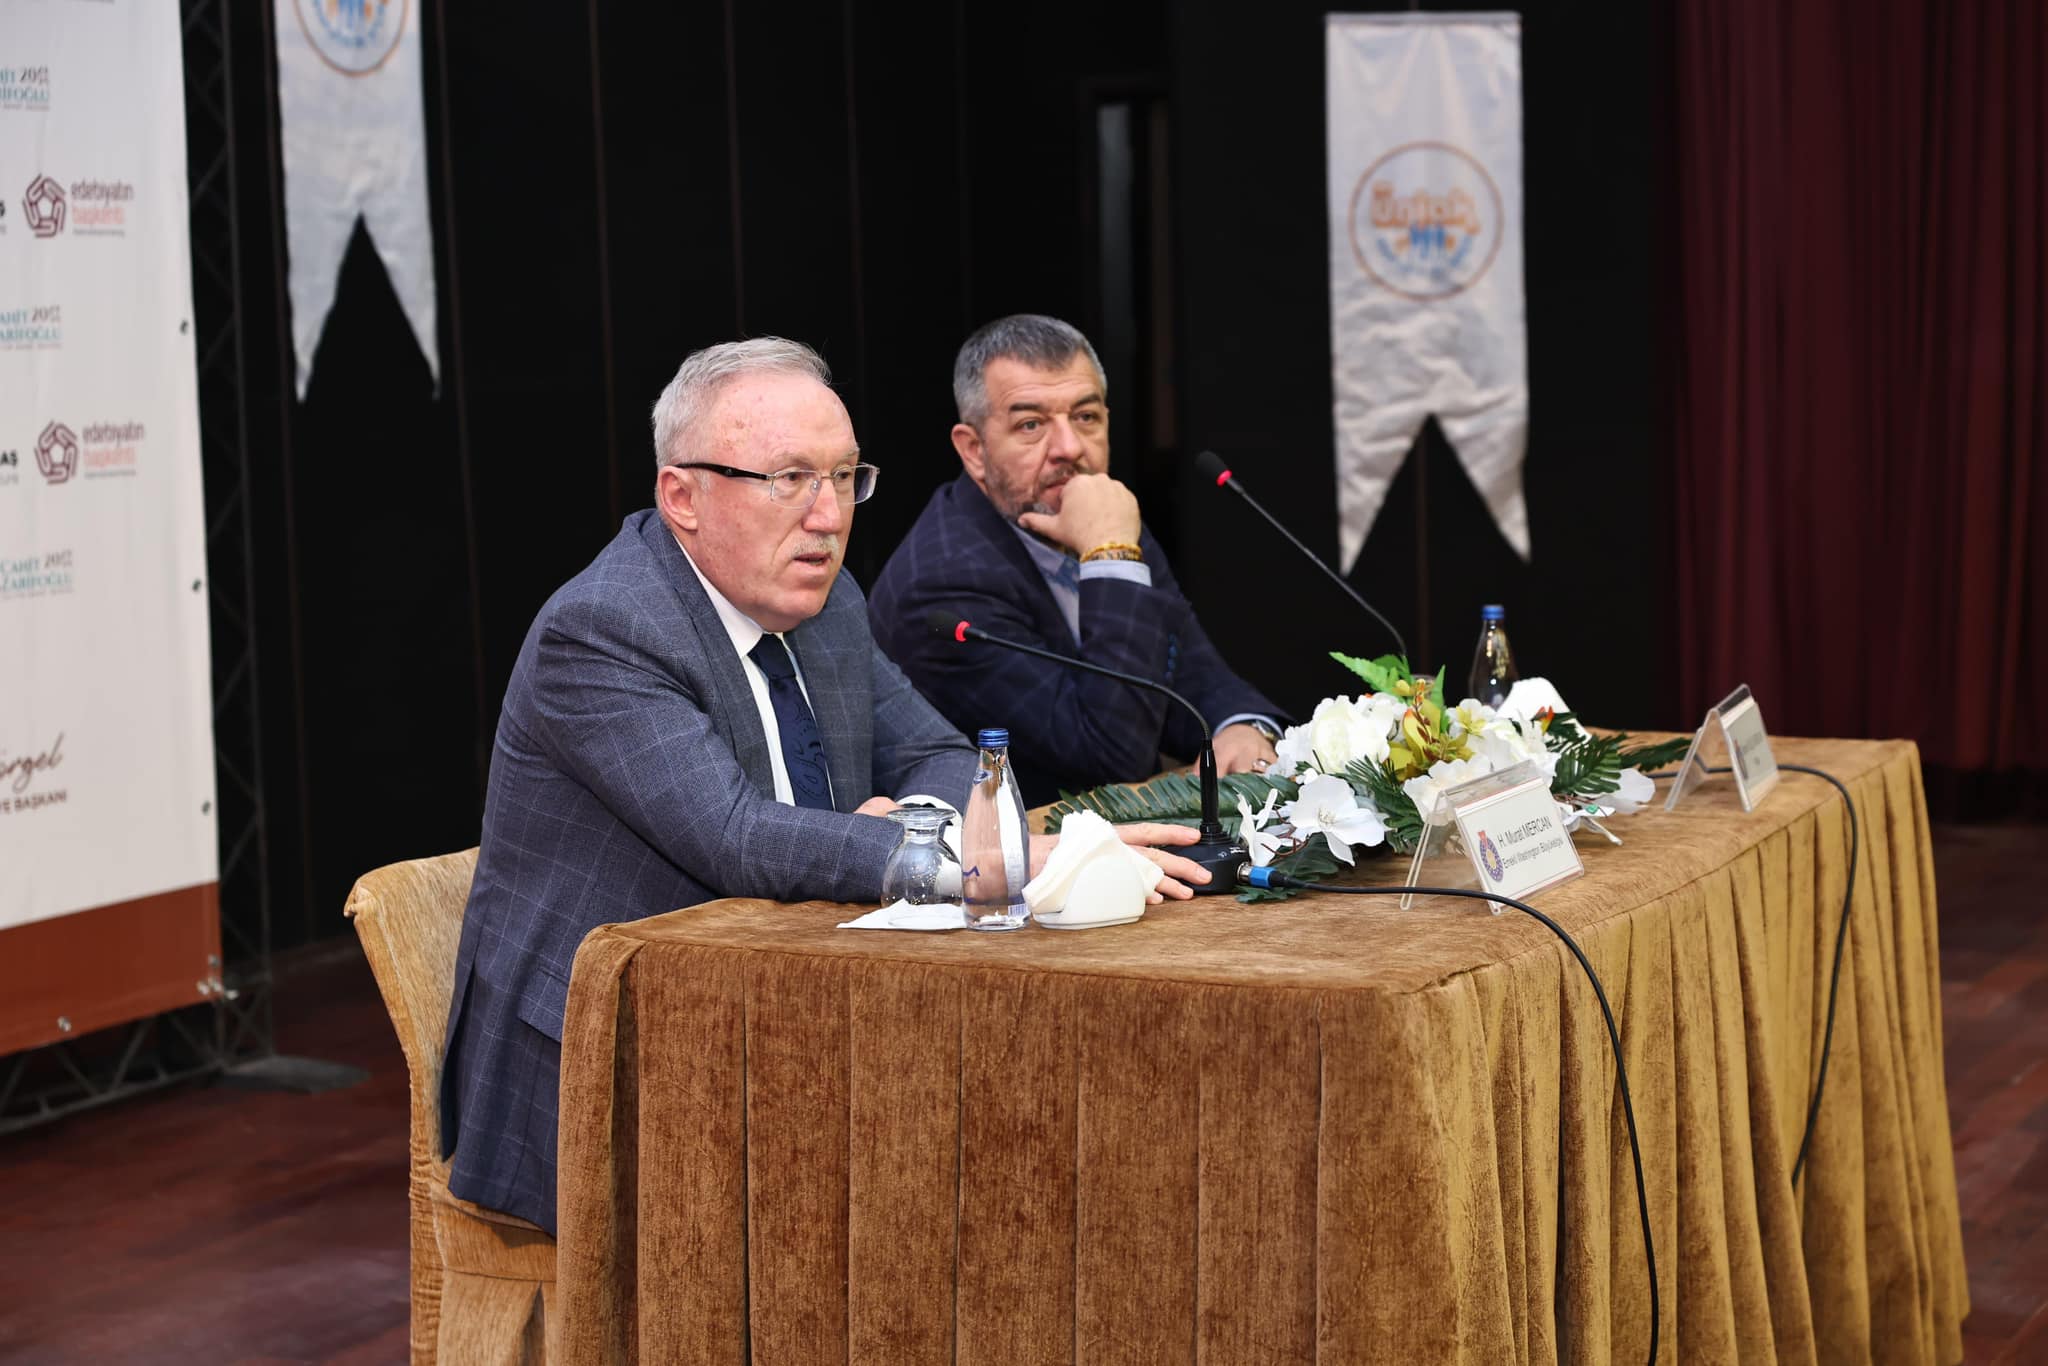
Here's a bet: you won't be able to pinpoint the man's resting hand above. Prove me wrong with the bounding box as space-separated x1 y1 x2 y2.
1212 722 1278 777
1027 821 1210 902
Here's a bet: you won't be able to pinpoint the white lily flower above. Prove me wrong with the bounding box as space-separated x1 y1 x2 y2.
1446 699 1496 738
1280 773 1386 864
1600 766 1656 815
1235 788 1285 867
1272 695 1393 778
1401 756 1492 825
1467 713 1560 782
1269 721 1315 779
1359 691 1409 729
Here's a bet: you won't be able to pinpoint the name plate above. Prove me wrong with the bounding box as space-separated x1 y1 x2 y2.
1450 767 1585 907
1400 759 1584 911
1717 690 1779 808
1665 683 1779 813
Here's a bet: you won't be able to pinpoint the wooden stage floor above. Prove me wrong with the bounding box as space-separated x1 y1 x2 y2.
0 822 2043 1364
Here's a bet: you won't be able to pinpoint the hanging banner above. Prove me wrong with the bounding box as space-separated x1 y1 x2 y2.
1326 13 1529 571
274 0 439 396
0 3 218 932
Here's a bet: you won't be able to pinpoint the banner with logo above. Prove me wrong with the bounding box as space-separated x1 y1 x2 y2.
0 4 218 931
275 0 438 396
1326 14 1529 571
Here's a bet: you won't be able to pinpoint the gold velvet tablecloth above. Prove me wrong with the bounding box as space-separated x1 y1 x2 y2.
554 737 1966 1364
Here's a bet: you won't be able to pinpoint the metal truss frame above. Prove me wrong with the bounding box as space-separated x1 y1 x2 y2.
183 0 276 1064
0 1008 220 1136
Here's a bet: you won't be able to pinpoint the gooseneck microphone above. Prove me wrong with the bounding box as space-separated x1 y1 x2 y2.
923 609 1243 895
1194 449 1409 663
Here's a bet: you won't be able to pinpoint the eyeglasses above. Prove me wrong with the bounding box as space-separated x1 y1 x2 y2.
671 461 880 507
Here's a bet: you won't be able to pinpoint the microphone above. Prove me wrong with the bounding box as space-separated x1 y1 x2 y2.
923 609 1244 895
1194 449 1409 663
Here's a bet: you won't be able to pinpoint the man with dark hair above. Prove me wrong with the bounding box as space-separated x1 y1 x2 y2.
441 337 1207 1234
869 314 1283 808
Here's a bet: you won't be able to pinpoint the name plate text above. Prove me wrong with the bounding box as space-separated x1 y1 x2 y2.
1451 769 1584 907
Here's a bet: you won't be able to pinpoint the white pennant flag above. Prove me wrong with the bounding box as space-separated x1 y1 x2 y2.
1326 14 1529 571
274 0 439 397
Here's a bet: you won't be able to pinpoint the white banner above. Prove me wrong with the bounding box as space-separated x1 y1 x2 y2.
1 0 218 930
275 0 438 397
1327 13 1529 571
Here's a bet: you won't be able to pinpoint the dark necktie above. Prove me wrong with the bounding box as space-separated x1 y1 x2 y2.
747 634 834 810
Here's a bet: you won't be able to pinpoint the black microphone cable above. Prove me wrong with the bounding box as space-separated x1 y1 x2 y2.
1645 761 1859 1188
1244 867 1659 1366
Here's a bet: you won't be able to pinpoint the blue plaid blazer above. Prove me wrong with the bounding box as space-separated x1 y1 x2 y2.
868 472 1282 808
440 509 976 1233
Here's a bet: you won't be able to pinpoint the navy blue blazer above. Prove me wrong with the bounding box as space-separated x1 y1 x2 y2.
441 510 977 1233
868 472 1282 808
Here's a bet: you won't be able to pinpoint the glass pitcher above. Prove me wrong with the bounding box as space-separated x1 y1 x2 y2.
881 805 959 906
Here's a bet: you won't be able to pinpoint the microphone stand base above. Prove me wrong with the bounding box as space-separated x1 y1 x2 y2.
1182 836 1249 896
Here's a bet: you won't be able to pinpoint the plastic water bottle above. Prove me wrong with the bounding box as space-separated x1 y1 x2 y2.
962 727 1029 931
1467 604 1518 709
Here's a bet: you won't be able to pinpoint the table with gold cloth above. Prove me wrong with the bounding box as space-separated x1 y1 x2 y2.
553 736 1966 1364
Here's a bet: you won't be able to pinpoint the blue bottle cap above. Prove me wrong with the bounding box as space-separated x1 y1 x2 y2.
1482 604 1505 621
977 727 1010 749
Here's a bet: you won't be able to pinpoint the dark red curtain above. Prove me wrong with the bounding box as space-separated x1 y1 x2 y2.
1670 0 2046 773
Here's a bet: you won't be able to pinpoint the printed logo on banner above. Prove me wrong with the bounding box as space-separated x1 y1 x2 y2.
22 174 65 238
1346 141 1506 303
81 420 145 476
0 64 53 112
0 449 18 488
1476 829 1506 881
35 422 78 483
0 732 69 817
0 549 75 603
0 303 63 351
69 178 134 236
294 0 408 76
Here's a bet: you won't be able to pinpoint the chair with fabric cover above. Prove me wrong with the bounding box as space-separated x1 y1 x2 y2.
345 849 558 1365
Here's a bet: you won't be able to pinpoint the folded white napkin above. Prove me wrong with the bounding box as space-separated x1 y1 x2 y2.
1023 811 1162 927
837 900 967 931
1498 676 1571 724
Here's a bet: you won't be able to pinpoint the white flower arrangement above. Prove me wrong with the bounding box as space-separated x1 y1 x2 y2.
1047 651 1693 901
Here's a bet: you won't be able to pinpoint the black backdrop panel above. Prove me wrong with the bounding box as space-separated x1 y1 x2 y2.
844 0 976 582
729 0 867 421
439 5 614 703
290 228 482 909
1170 1 1665 731
592 1 740 520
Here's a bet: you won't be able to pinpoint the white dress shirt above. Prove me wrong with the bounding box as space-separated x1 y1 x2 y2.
674 536 832 808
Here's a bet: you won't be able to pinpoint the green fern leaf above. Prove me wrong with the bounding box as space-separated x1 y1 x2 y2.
1617 735 1692 774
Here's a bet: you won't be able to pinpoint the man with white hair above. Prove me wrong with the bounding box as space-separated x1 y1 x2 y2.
439 338 1206 1235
